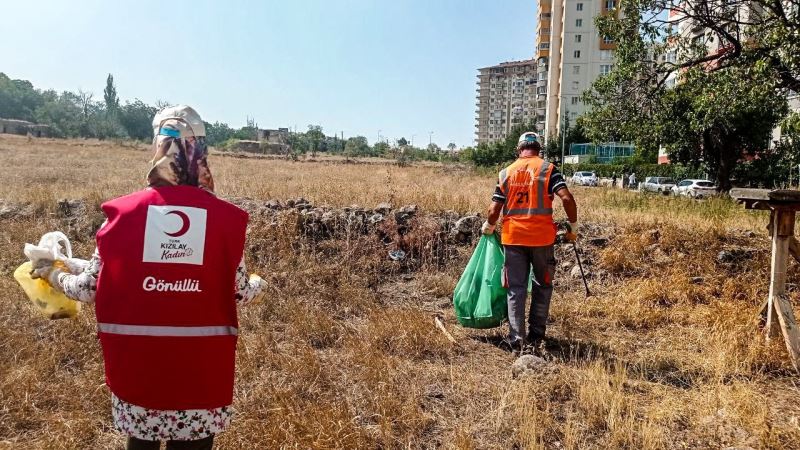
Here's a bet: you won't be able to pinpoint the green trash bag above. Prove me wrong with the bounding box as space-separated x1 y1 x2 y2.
453 233 508 328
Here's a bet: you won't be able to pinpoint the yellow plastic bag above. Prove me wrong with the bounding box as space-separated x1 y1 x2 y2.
14 261 81 319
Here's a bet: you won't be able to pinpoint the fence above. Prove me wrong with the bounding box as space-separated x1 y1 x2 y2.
568 142 636 164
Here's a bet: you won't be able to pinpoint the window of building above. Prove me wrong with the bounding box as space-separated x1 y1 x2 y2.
692 35 706 47
603 35 614 44
572 81 580 90
577 3 584 10
539 42 550 50
606 0 615 9
573 65 580 74
600 50 614 60
576 19 583 27
600 64 613 75
575 34 582 43
574 50 581 58
571 97 579 105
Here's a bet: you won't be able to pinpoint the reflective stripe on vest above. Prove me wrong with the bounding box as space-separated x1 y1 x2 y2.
505 207 554 216
98 323 238 337
537 161 551 210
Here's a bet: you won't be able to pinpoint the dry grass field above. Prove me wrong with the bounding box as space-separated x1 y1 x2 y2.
1 134 799 449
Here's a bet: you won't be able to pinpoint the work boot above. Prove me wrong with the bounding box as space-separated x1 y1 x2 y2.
525 335 548 358
500 338 524 356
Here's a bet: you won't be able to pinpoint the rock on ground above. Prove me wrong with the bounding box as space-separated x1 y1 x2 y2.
511 354 551 379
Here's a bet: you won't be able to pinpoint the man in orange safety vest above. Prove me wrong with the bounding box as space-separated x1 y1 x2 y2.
481 132 578 353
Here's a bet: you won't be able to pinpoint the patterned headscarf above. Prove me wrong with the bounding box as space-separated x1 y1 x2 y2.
147 133 214 192
147 106 214 192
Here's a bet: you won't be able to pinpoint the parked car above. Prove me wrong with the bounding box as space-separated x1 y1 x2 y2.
571 171 598 186
641 177 676 195
672 179 717 198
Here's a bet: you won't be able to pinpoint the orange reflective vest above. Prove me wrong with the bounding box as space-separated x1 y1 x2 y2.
498 156 557 247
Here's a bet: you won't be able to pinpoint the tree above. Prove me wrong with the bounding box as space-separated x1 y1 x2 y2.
623 0 800 93
397 137 409 147
103 74 119 113
119 100 158 141
306 125 325 157
447 142 457 152
0 73 44 122
205 121 235 146
345 136 370 157
77 90 94 118
373 141 390 156
581 0 792 190
33 90 83 137
232 117 258 141
155 99 173 110
460 121 538 167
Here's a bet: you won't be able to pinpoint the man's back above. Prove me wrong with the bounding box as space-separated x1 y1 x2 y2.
495 156 565 247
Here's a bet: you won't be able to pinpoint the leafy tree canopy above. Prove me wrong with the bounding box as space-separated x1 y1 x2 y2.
581 0 795 190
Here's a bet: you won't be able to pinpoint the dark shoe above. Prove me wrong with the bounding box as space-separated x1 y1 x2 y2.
500 339 524 356
525 335 549 357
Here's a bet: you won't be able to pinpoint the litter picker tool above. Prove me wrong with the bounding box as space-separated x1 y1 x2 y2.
572 240 591 298
564 222 591 298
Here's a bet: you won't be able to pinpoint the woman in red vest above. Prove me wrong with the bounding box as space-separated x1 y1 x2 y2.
35 105 265 450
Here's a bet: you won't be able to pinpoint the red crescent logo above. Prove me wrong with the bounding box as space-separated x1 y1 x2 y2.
164 210 191 237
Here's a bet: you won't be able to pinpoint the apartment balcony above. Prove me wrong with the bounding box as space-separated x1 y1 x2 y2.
537 78 548 88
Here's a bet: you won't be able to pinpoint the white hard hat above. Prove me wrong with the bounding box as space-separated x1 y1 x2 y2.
517 132 541 147
152 105 206 138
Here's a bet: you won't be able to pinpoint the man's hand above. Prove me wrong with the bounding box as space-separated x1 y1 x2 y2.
565 221 579 243
481 221 496 235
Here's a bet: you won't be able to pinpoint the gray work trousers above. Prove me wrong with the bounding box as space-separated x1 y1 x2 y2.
504 244 556 344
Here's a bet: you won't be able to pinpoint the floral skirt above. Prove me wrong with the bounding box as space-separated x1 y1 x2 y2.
112 394 232 441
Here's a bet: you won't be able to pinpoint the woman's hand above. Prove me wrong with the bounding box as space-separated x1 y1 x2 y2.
29 259 54 280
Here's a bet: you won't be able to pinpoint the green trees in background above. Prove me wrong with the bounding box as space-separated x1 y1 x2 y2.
0 72 254 145
103 74 119 113
580 0 799 190
459 121 539 168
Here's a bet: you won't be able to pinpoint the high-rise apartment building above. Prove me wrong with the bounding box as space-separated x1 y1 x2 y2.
536 0 618 142
474 60 538 145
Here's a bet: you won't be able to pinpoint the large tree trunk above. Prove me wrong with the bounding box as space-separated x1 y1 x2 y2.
705 128 735 192
717 154 734 192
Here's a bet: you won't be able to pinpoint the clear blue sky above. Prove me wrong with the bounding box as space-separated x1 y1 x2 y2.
1 0 536 147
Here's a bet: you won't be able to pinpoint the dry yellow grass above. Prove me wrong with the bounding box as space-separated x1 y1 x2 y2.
1 134 799 449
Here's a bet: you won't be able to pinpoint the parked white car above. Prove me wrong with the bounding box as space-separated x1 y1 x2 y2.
672 179 717 198
641 177 676 195
571 171 598 186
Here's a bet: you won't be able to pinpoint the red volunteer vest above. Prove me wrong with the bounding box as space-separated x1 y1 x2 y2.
95 185 249 410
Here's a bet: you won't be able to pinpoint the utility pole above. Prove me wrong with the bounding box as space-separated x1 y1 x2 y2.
429 131 434 146
411 134 416 147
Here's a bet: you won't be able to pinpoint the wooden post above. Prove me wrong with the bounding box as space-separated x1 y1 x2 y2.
730 189 800 373
772 210 800 371
766 211 787 338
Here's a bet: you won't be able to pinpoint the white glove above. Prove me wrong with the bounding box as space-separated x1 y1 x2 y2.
481 221 496 235
566 221 579 242
567 221 579 235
